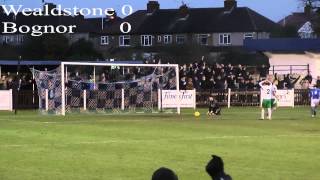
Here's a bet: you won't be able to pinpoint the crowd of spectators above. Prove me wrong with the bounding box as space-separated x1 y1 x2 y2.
0 72 34 90
178 59 319 91
0 60 319 91
178 60 269 91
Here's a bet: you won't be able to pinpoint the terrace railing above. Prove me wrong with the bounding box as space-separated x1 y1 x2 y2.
196 89 310 107
6 89 312 110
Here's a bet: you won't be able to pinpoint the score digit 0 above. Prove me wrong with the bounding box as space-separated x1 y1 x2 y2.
120 22 131 34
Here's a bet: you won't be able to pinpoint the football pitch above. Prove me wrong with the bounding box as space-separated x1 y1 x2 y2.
0 107 319 180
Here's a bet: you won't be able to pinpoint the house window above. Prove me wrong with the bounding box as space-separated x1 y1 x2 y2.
244 33 254 40
176 35 186 44
141 35 153 46
100 36 109 45
3 36 14 44
119 35 131 47
197 34 209 45
16 35 24 44
2 36 7 43
300 32 314 39
157 36 162 42
163 35 172 44
219 33 231 45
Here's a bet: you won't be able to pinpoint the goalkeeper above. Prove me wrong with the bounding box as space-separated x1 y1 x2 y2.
207 96 221 116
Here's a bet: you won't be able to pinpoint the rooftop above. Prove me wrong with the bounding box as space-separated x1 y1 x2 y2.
104 3 278 35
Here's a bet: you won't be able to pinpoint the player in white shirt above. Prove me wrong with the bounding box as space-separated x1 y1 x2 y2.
259 79 274 120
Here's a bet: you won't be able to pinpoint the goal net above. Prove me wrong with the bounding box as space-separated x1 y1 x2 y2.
33 62 180 115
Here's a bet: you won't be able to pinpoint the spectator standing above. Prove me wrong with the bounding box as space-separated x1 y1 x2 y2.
186 78 194 90
200 76 209 90
100 73 107 83
304 73 313 84
6 77 13 90
0 75 6 90
246 79 256 103
258 64 269 78
226 75 236 90
301 79 311 89
276 75 285 89
180 76 187 90
208 77 216 90
238 78 247 90
215 76 226 90
234 64 242 78
238 78 247 103
246 79 256 91
283 74 301 89
225 64 234 75
193 76 201 90
316 76 320 88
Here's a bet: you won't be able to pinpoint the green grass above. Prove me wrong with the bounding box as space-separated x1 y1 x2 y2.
0 107 320 180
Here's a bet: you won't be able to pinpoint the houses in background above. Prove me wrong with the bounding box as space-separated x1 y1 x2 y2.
99 0 278 56
109 0 277 46
1 0 318 60
278 4 318 39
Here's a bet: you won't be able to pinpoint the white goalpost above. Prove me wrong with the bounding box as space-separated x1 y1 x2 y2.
34 62 181 116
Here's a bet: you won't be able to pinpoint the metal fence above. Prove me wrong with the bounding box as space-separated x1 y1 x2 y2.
269 65 310 75
14 90 39 109
196 89 310 107
12 89 311 110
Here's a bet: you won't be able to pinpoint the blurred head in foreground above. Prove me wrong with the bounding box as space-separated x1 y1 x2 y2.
152 167 178 180
206 155 232 180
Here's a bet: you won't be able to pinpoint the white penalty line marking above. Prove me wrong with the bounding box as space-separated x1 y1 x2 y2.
1 134 320 148
0 119 154 124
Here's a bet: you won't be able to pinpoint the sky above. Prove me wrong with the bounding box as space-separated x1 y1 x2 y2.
1 0 305 22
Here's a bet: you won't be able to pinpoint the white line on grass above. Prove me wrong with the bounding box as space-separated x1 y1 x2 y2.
0 118 41 123
0 118 153 124
1 134 320 148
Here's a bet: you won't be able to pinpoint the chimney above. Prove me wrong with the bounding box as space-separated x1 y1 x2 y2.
107 10 117 21
224 0 237 11
304 4 312 16
147 0 160 13
75 13 84 22
45 3 57 12
179 4 189 17
44 3 58 16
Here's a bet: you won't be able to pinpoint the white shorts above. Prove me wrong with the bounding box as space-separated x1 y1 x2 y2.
311 99 320 107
